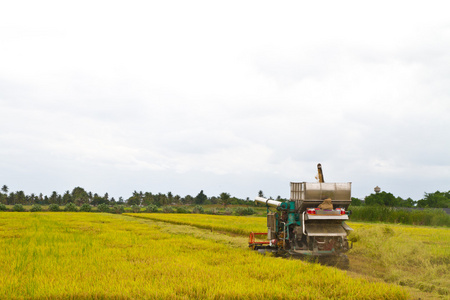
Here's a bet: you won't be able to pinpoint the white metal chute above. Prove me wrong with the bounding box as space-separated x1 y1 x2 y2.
254 197 282 207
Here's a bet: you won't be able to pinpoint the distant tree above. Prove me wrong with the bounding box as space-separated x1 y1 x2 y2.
417 191 450 208
396 197 416 208
145 204 158 213
192 205 204 214
183 195 194 205
72 187 89 206
351 197 363 206
64 202 78 212
62 190 73 205
127 191 142 206
49 191 59 205
29 193 37 205
176 206 189 213
234 207 255 216
160 193 168 206
219 192 231 208
167 192 174 204
97 203 110 213
91 193 105 206
48 204 60 212
364 191 398 206
1 185 8 194
99 193 109 205
195 190 207 205
403 197 416 207
13 204 25 212
79 203 92 212
142 192 154 206
230 196 238 205
209 196 219 205
152 193 167 206
131 205 141 213
30 204 42 212
258 190 264 198
16 191 26 205
0 193 6 205
7 192 14 205
162 206 174 213
111 204 125 214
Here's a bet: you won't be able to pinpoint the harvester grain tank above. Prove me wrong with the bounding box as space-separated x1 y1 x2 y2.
249 164 353 268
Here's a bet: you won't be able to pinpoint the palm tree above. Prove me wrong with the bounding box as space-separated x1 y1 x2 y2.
1 185 8 194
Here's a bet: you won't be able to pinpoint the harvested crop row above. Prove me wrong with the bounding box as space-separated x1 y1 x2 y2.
0 212 407 299
125 213 267 235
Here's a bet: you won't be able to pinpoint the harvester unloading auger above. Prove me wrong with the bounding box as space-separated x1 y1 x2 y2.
249 164 353 269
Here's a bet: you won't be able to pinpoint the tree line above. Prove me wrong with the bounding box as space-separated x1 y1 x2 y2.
1 184 448 209
351 190 450 208
0 185 251 207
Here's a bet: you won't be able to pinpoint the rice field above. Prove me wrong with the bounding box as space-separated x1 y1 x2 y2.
0 212 408 299
128 213 450 298
347 223 450 296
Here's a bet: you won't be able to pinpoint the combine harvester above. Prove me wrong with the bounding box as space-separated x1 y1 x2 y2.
249 164 353 269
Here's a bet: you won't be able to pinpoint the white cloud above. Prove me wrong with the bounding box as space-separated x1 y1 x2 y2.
1 0 450 200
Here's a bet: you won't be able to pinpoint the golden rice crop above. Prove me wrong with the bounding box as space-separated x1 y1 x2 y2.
0 212 407 299
128 213 450 297
348 223 450 296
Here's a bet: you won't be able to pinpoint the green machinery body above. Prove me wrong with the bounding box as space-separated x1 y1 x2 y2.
249 164 353 267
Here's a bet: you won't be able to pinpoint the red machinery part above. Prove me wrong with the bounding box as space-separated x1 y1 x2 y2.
248 232 270 246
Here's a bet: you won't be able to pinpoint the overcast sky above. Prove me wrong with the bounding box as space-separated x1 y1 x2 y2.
1 1 449 201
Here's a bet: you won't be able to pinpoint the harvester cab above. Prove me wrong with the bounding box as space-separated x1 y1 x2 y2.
249 164 353 268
